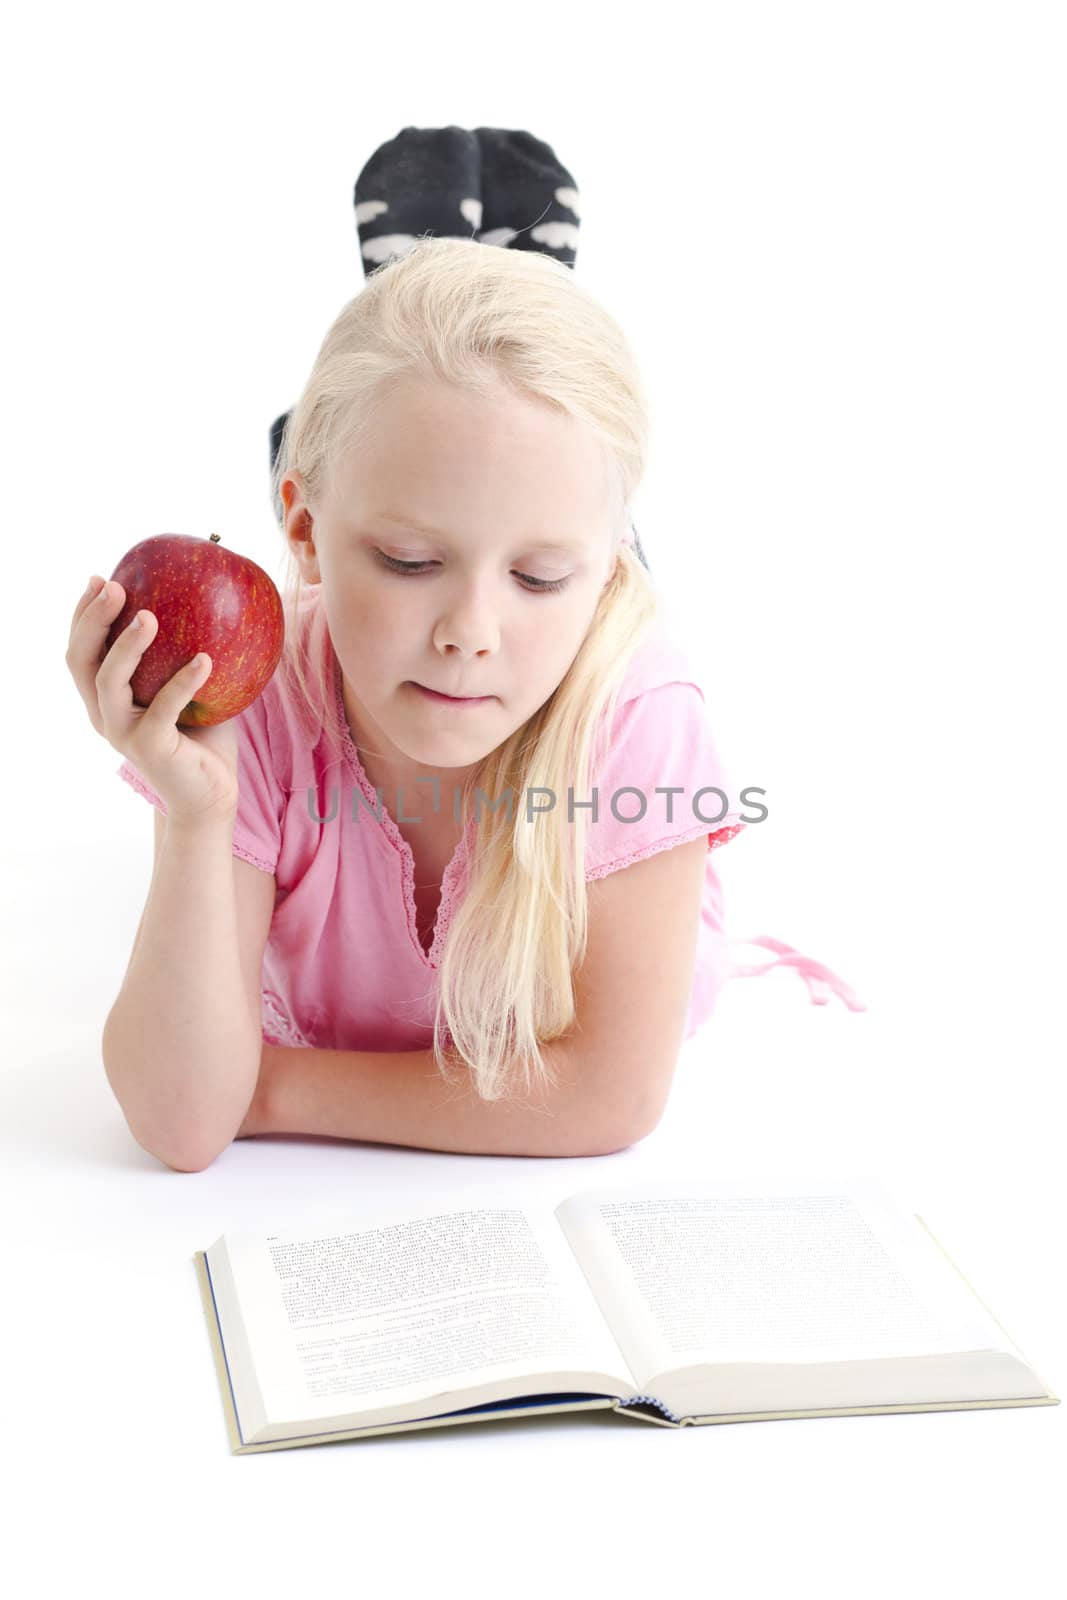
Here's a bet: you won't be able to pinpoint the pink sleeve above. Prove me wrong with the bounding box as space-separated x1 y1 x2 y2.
115 694 284 875
584 680 746 881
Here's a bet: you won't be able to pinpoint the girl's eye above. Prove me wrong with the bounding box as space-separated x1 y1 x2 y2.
374 550 569 594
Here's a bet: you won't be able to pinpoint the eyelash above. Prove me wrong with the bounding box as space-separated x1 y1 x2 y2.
374 551 570 594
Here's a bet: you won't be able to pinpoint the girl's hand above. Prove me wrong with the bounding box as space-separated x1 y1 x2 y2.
66 574 241 826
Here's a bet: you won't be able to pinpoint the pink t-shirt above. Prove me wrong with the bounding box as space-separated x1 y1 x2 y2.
116 587 749 1052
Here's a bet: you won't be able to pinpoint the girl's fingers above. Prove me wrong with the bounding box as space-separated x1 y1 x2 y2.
69 574 211 745
93 602 161 733
67 576 124 668
137 651 213 740
68 574 102 630
66 578 129 730
68 575 111 644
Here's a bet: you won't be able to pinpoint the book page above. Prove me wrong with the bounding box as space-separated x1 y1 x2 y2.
208 1199 636 1430
555 1176 1019 1392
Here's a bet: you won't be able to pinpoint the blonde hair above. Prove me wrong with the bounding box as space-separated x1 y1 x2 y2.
270 235 663 1109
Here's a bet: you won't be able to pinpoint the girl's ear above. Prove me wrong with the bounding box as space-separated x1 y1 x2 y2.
289 519 323 585
280 473 323 584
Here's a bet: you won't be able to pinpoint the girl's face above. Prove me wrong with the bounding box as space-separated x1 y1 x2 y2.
282 374 621 801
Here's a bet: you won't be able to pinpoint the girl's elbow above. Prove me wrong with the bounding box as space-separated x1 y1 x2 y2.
159 1150 222 1174
134 1124 231 1173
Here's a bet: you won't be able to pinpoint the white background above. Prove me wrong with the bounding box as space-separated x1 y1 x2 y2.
3 1 1064 1595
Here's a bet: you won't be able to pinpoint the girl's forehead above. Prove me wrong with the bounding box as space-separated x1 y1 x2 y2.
341 373 592 451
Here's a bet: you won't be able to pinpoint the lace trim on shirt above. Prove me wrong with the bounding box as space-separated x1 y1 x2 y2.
332 657 473 970
585 821 746 882
117 762 165 810
233 841 277 874
261 988 313 1049
424 828 476 967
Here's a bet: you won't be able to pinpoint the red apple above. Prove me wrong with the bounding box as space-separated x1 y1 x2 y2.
105 532 285 727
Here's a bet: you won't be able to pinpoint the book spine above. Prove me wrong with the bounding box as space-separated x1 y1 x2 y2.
616 1394 682 1423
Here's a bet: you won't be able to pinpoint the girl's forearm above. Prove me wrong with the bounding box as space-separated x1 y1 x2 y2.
252 1041 639 1159
102 814 262 1171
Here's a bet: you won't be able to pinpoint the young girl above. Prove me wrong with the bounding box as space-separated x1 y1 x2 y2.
69 127 863 1172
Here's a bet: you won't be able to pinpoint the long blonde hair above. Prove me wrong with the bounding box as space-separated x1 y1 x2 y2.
270 236 662 1107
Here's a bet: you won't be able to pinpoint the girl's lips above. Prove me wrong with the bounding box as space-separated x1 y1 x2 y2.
409 682 495 706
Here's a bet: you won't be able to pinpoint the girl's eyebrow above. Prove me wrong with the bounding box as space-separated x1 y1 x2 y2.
368 509 587 556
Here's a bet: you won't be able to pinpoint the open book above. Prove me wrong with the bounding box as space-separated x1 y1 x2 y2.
193 1176 1058 1453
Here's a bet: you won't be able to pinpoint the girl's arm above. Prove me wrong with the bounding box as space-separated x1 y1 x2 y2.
102 809 274 1171
242 1037 627 1159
